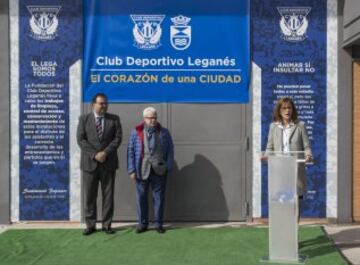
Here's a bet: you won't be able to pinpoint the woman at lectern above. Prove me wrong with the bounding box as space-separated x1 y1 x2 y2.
264 97 313 202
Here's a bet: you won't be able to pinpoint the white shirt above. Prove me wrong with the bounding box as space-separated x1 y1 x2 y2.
275 122 295 154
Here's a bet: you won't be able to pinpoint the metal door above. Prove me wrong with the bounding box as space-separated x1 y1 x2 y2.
84 103 251 221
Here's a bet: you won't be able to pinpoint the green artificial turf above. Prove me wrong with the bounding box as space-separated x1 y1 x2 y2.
0 226 346 265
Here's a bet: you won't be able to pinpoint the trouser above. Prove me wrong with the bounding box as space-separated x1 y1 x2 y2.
298 195 303 223
83 165 115 229
136 172 167 229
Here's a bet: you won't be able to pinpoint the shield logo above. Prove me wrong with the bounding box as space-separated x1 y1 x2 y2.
130 15 165 50
170 15 191 50
277 7 311 42
27 6 61 41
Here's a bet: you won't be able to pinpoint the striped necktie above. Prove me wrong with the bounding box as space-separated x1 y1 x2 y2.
96 117 103 139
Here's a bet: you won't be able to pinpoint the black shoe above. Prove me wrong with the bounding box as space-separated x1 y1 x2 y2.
102 227 115 234
156 227 166 234
136 227 148 233
83 227 96 236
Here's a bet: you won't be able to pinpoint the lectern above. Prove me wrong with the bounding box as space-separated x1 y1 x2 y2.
261 151 308 264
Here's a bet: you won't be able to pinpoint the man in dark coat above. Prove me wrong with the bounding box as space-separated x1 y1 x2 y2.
77 93 122 235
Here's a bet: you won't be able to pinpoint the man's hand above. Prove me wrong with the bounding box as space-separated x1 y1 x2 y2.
130 173 137 180
94 151 107 163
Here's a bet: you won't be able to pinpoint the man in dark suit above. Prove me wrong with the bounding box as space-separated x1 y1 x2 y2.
77 93 122 235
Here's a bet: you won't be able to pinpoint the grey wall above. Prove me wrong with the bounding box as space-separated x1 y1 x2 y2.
337 0 353 223
343 0 360 46
85 102 252 222
0 1 10 224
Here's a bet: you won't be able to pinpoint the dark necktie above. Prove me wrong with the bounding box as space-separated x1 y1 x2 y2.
96 117 103 139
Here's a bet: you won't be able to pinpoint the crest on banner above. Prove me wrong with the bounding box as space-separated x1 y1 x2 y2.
277 7 311 42
170 15 191 50
27 6 61 41
130 15 165 50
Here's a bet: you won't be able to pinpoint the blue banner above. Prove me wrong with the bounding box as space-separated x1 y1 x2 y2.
19 0 82 220
253 0 327 217
83 0 250 103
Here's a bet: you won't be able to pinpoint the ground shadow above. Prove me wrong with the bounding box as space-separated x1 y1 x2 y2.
299 235 337 258
164 154 229 222
299 227 347 260
327 227 360 249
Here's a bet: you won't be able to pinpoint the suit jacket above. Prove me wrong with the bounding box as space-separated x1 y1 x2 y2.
265 121 312 195
77 112 122 172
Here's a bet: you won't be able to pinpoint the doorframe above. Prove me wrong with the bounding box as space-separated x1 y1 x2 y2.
352 58 360 222
0 0 10 224
337 0 354 223
245 92 253 221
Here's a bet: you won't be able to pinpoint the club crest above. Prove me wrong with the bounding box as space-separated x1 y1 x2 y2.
277 7 311 42
27 6 61 41
130 15 165 50
170 15 191 50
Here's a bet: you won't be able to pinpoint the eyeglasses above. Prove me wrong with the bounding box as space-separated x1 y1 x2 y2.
144 116 157 120
96 102 108 106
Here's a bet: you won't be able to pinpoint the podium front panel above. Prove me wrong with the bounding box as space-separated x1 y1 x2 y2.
268 155 298 261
